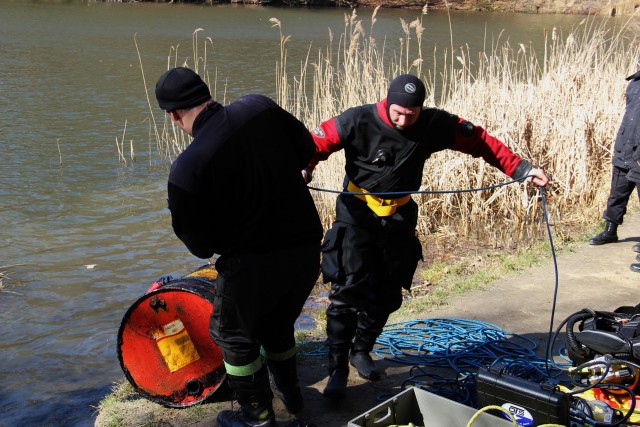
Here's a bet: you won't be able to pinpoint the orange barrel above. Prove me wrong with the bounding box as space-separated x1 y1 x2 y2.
117 264 226 407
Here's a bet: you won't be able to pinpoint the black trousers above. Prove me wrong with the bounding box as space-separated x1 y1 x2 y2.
209 242 320 368
603 165 640 225
321 196 422 350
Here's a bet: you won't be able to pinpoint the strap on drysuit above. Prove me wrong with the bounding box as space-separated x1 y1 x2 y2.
347 180 411 217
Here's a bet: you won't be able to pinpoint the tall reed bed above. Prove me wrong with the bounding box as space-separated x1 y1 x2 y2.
144 12 639 250
272 10 639 248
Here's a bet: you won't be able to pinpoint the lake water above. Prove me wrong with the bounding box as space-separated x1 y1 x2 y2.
0 1 605 425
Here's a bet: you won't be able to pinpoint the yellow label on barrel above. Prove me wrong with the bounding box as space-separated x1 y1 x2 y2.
153 319 200 372
186 264 218 280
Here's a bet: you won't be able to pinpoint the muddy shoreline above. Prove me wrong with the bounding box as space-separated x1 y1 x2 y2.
106 0 637 16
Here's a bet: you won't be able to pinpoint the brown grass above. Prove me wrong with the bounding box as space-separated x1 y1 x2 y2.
274 11 639 249
141 10 640 251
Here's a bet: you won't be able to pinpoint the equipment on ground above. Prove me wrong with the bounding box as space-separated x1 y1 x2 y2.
476 363 570 426
560 305 640 426
564 305 640 367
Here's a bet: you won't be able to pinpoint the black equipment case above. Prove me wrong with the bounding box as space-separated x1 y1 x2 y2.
476 364 570 426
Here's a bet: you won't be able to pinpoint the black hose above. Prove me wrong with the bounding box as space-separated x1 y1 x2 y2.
565 310 595 358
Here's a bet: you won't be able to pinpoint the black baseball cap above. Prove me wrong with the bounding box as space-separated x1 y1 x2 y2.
387 74 425 107
155 67 211 111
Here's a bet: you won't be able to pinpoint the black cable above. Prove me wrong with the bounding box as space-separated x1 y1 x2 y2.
546 308 596 371
307 175 530 197
538 187 561 378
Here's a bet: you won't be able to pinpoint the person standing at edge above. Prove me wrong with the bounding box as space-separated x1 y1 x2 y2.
589 70 640 249
303 74 549 399
620 71 640 271
155 67 323 427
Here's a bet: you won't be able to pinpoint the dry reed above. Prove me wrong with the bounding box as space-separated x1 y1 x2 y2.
277 11 639 249
143 11 639 250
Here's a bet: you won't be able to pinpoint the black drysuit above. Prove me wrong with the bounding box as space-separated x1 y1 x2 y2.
309 99 532 355
615 72 640 199
167 95 323 371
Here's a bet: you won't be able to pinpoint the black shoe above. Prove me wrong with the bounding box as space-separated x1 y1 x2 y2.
634 243 640 253
589 232 618 245
631 263 640 273
322 367 348 399
349 351 381 380
589 222 619 245
221 368 275 427
216 409 276 427
636 254 640 262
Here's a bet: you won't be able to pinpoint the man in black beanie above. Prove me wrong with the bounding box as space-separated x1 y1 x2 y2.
589 70 640 251
304 74 549 399
155 67 322 427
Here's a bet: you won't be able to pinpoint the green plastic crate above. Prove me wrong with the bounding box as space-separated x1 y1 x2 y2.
348 387 515 427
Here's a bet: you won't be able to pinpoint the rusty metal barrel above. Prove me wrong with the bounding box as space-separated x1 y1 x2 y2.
117 264 226 407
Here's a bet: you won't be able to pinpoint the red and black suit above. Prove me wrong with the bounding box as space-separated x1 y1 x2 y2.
308 98 533 359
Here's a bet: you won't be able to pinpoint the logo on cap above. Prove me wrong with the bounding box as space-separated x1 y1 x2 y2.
404 83 417 94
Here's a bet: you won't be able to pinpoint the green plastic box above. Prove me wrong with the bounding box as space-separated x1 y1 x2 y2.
348 387 515 427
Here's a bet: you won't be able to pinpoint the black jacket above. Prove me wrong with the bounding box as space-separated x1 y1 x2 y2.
614 71 640 172
167 95 322 258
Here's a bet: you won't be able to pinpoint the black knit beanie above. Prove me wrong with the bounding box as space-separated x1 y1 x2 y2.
387 74 425 107
155 67 211 111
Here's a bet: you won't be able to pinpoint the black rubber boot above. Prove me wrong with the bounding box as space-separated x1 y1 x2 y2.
631 263 640 273
633 243 640 253
589 221 618 245
322 348 349 399
350 336 382 380
264 355 303 414
216 368 276 427
349 351 381 380
323 304 357 399
349 312 385 381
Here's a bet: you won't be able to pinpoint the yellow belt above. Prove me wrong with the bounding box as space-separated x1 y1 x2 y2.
347 180 411 217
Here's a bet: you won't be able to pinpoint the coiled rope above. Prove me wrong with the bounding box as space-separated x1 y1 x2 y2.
372 318 564 405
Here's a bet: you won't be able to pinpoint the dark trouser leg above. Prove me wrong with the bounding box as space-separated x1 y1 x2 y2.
603 165 637 225
216 367 275 427
211 243 319 365
263 353 303 414
590 166 637 245
263 351 318 426
211 244 319 425
257 244 319 413
348 233 412 380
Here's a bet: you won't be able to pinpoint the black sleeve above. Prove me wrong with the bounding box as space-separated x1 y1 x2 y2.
281 108 316 169
167 182 216 259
